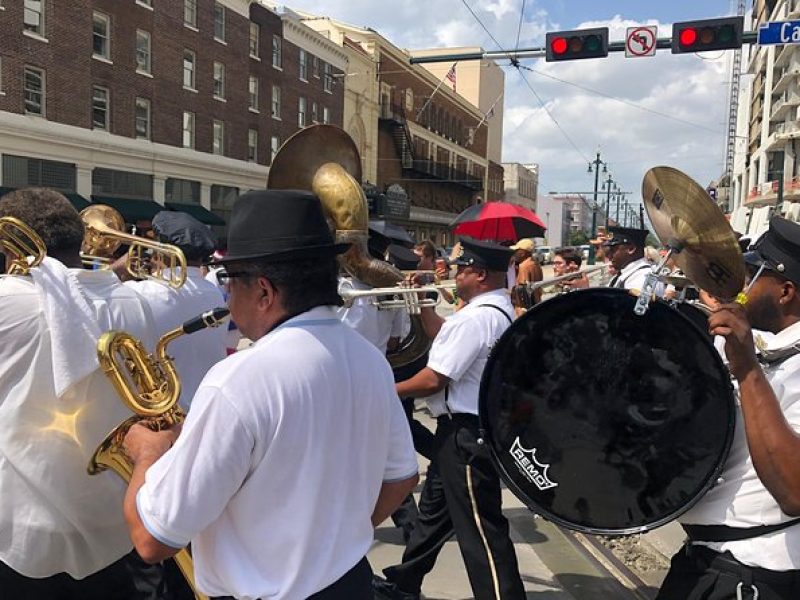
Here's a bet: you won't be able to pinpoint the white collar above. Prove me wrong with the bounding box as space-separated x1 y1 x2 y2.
253 306 339 347
756 320 800 363
467 288 510 306
618 257 651 277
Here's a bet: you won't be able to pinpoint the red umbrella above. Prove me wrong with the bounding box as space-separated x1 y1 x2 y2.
450 201 547 241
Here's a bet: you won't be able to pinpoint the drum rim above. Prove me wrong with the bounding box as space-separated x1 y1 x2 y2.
478 287 736 536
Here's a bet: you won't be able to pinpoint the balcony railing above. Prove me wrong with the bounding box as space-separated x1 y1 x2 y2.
411 159 482 190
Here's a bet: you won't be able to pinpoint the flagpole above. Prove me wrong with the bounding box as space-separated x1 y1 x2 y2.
415 62 457 122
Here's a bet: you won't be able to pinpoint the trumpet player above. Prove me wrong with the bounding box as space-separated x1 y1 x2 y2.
0 189 162 598
121 211 227 411
551 247 589 292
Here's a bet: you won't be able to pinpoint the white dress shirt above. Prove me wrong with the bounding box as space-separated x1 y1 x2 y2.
337 276 406 353
127 267 227 410
607 257 665 297
425 289 514 417
0 270 155 578
136 306 418 599
681 320 800 570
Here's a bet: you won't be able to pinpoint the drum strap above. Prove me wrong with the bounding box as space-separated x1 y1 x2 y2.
683 519 800 542
444 304 513 416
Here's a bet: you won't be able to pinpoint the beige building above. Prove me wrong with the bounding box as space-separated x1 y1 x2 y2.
502 162 538 211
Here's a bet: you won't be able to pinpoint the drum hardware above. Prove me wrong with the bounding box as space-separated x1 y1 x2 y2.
88 307 229 600
267 124 431 369
642 166 744 301
0 216 46 275
634 244 681 316
80 205 188 289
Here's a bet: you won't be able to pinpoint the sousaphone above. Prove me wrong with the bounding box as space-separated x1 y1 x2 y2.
267 124 431 368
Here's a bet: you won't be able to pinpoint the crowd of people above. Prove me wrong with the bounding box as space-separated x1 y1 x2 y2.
0 183 799 600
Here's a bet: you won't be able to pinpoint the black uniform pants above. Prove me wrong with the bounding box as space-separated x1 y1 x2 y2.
0 549 172 600
657 544 800 600
384 414 525 600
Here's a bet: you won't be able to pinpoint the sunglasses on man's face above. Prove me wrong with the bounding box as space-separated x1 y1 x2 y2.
215 270 254 286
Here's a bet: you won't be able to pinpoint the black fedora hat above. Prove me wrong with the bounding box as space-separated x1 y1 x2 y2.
210 189 349 264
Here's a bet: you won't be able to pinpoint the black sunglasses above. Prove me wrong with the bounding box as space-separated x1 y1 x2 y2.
215 270 255 286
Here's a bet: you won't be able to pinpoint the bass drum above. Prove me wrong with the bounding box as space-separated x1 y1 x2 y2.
479 288 735 535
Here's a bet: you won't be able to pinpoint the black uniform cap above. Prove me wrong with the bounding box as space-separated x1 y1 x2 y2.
743 216 800 286
602 226 650 249
451 237 514 272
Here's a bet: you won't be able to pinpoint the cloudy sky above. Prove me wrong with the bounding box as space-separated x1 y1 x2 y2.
285 0 739 209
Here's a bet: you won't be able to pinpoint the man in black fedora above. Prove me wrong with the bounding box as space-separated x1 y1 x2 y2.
117 190 419 600
658 216 800 600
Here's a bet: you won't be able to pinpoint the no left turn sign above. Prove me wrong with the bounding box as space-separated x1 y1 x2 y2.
625 26 658 58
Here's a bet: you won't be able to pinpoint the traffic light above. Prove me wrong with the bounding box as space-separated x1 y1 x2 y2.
545 28 609 62
671 16 744 53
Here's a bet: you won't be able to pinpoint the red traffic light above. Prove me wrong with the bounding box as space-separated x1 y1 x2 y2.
672 16 743 54
545 28 609 62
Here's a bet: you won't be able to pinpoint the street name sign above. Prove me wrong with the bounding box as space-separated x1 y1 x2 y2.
758 20 800 45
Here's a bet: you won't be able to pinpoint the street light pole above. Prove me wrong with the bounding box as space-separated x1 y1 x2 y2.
587 151 606 265
603 172 614 228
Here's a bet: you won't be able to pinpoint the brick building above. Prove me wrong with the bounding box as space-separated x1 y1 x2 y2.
0 0 345 231
298 13 502 246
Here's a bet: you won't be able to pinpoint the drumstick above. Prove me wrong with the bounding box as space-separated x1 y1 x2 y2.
735 263 766 306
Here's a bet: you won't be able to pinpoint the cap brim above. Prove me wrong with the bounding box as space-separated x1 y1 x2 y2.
208 242 351 266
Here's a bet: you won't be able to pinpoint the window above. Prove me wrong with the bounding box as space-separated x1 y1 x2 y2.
248 75 259 111
92 86 109 130
137 0 152 6
210 184 238 227
0 58 4 94
323 106 330 124
183 50 195 89
299 49 308 81
270 135 280 163
92 168 153 199
212 120 225 155
184 0 197 27
136 30 151 74
24 0 44 36
4 155 76 190
165 178 200 203
272 35 282 68
249 23 260 58
182 111 195 148
323 62 332 93
298 97 306 127
311 101 318 123
247 129 258 162
135 97 150 139
312 56 319 78
271 85 280 119
214 3 225 42
213 62 225 99
23 66 44 115
93 12 110 59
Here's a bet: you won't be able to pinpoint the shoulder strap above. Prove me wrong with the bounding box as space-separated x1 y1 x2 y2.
480 303 513 324
683 518 800 542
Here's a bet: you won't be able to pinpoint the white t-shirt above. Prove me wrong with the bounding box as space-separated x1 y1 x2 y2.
426 289 514 417
0 271 155 578
337 277 406 353
136 306 418 600
127 267 227 410
681 320 800 570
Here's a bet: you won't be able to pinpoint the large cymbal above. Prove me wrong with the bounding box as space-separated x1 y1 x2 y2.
642 166 744 300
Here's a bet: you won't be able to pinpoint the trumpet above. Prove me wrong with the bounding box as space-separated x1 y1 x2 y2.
341 282 457 314
89 307 230 600
528 265 607 291
0 216 47 275
80 205 187 288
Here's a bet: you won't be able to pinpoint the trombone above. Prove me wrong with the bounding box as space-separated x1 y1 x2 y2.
528 264 607 291
80 205 188 288
340 282 457 314
0 216 47 275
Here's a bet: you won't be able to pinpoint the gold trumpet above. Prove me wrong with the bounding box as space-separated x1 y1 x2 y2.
89 307 230 600
80 205 187 288
0 216 46 275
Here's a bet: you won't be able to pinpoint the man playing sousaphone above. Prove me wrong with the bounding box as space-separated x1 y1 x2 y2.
0 189 163 597
119 190 419 599
658 217 800 599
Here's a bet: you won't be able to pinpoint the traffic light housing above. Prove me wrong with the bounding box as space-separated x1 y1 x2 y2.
546 28 609 62
671 16 744 53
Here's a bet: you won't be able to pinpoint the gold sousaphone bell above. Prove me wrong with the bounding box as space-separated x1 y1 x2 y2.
267 124 432 368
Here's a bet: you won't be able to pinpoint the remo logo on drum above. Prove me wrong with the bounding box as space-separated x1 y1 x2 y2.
509 437 558 491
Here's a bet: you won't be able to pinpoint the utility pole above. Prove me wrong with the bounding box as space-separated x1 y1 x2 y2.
587 151 607 265
603 172 614 228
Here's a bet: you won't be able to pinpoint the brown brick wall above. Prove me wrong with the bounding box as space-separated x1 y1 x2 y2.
0 1 344 167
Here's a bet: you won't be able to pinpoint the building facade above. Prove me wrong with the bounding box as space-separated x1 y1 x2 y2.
502 162 538 210
297 13 502 245
731 0 800 239
0 0 345 231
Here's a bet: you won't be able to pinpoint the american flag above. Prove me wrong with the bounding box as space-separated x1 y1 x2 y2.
445 64 457 92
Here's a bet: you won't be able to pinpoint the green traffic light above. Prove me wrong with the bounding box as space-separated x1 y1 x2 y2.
718 25 734 43
585 35 600 52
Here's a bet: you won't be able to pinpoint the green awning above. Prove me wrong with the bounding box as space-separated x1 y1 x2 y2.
0 187 89 211
165 202 226 226
91 195 163 222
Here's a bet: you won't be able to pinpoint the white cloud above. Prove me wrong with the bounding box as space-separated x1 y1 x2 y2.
283 3 731 207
